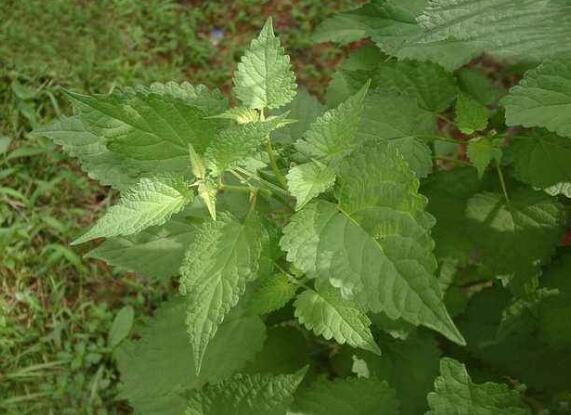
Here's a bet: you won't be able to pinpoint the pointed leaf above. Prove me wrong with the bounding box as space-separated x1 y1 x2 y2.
466 138 501 178
456 93 489 135
287 161 336 210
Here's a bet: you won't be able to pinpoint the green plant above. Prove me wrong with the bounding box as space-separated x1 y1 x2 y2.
35 2 571 413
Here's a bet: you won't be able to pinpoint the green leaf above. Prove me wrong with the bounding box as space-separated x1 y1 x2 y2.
372 60 457 113
186 370 305 415
456 93 489 135
246 274 298 316
205 117 291 175
179 213 264 373
108 306 134 348
294 281 381 355
503 59 571 138
511 131 571 188
197 180 218 220
426 358 532 415
115 297 266 415
296 83 369 164
312 2 374 44
73 176 193 245
357 92 435 178
457 68 501 106
65 85 225 169
417 0 571 63
466 138 501 178
286 161 336 210
233 17 296 110
281 141 465 345
271 89 325 144
208 107 260 124
293 377 399 415
86 218 196 280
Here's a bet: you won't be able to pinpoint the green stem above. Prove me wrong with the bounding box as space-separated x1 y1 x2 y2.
265 138 288 189
496 162 510 205
417 134 460 145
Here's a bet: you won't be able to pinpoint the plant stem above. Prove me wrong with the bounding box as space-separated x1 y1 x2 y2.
496 162 510 205
260 108 288 189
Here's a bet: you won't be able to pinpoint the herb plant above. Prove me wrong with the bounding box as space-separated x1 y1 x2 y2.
35 1 571 412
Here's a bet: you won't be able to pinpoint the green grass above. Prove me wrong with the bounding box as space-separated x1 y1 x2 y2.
0 0 357 413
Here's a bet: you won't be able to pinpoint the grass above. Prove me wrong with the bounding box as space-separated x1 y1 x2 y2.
0 0 357 413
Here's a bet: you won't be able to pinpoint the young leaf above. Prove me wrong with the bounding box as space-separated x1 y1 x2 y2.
179 213 264 373
456 93 488 135
208 107 260 124
293 377 399 415
503 59 571 138
86 219 196 280
115 297 266 415
197 181 218 220
73 176 193 245
426 358 532 415
466 137 501 178
294 281 381 355
233 17 296 110
246 274 298 316
286 160 336 210
511 131 571 188
281 141 465 346
186 370 306 415
108 305 134 348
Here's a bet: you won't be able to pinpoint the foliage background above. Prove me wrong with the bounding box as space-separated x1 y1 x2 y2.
0 1 357 413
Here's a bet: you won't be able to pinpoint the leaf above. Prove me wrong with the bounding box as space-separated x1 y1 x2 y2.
466 138 501 178
281 141 465 345
511 131 571 188
457 68 501 106
0 135 12 154
73 176 193 245
186 370 306 415
198 180 218 220
246 274 298 316
233 17 296 110
296 83 369 164
287 161 336 210
372 60 457 112
115 297 266 415
426 358 532 415
208 107 260 124
86 218 196 280
294 281 381 355
108 306 134 348
179 213 264 373
293 377 399 415
65 85 225 169
312 2 375 44
503 59 571 138
204 117 291 175
357 92 435 178
417 0 571 63
456 93 488 135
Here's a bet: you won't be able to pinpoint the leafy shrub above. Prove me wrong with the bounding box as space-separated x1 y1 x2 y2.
36 1 571 412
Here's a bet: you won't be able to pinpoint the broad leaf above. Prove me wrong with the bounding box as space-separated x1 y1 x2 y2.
503 59 571 138
293 377 399 415
246 274 298 316
466 138 501 178
87 218 196 280
73 176 193 245
233 17 296 110
286 161 336 210
426 358 532 415
186 370 305 415
281 141 465 345
456 93 488 135
179 213 264 373
115 297 266 415
294 281 381 355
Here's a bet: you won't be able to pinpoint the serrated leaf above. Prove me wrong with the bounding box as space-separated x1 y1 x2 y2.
188 144 206 179
186 371 305 415
208 107 260 124
115 297 266 415
466 138 501 178
179 213 263 373
296 83 369 164
503 59 571 138
205 117 291 175
197 181 218 220
426 358 532 415
87 218 196 280
372 60 457 112
246 274 298 316
233 17 296 110
293 377 399 415
417 0 571 63
108 306 134 348
281 141 465 345
287 161 336 210
294 281 381 355
456 93 489 135
73 176 193 245
457 68 501 106
511 131 571 189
